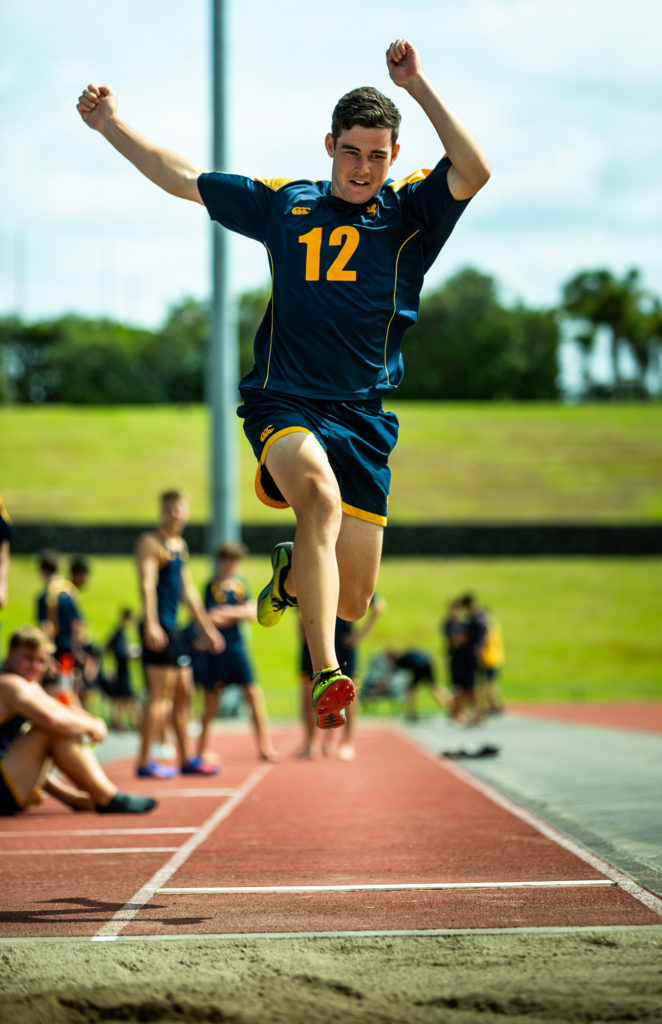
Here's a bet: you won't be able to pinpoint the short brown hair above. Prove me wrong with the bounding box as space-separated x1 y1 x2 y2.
38 549 59 574
160 489 185 506
8 625 54 656
215 541 248 561
331 87 401 146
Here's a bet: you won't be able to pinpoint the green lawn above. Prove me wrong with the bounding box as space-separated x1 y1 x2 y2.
4 555 660 720
2 402 662 523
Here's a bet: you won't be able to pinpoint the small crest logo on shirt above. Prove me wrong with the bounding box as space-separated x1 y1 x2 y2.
366 203 378 216
260 424 275 442
291 206 311 215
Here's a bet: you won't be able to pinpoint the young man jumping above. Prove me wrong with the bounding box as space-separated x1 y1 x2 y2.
77 38 490 732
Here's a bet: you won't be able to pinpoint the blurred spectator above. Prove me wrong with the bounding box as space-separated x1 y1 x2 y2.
0 625 156 816
477 607 505 714
193 541 280 764
134 489 223 779
442 593 486 725
361 646 445 721
105 608 141 730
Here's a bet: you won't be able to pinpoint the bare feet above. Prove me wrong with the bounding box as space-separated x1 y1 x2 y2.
260 749 283 763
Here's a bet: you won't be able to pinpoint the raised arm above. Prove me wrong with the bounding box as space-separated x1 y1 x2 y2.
76 84 205 204
134 534 168 652
386 40 490 201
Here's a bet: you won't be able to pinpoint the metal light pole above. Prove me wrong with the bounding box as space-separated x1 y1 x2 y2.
208 0 239 549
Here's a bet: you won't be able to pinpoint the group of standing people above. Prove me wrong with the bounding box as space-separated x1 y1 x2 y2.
442 594 504 724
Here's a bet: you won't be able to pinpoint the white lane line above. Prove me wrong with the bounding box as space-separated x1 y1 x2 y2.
400 728 662 919
159 880 616 895
151 788 237 798
0 828 196 837
93 762 272 940
1 847 181 855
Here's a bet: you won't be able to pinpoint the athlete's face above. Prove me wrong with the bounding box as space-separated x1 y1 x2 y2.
161 497 189 535
325 125 400 204
8 646 49 683
217 555 239 581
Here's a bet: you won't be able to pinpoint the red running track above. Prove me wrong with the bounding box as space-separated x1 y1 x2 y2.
509 702 662 734
0 725 660 939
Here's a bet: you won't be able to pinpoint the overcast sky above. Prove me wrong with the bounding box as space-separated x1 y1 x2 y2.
1 0 660 335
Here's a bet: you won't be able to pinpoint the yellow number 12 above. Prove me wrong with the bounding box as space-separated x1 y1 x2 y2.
299 226 360 282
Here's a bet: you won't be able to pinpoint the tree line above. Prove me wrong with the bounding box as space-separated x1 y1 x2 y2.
1 267 659 404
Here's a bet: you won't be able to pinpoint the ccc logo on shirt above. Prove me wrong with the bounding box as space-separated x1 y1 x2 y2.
291 206 311 215
260 424 275 442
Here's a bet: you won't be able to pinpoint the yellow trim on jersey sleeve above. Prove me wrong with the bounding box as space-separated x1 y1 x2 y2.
253 177 294 192
387 168 432 193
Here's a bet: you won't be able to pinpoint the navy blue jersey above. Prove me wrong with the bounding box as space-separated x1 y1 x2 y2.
36 577 83 654
204 575 251 651
198 158 470 401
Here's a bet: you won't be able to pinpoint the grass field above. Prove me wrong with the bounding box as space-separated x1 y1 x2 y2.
2 401 660 713
2 402 662 523
3 554 660 720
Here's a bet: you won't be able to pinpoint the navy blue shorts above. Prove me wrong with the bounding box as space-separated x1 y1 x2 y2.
205 647 255 690
238 390 399 526
141 625 192 669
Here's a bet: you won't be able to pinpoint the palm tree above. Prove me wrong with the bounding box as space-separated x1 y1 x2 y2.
562 268 643 394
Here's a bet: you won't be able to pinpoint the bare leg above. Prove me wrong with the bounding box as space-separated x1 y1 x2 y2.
3 727 116 807
430 685 451 713
335 514 384 623
197 687 221 759
139 665 178 765
172 666 193 765
266 432 343 673
337 700 357 761
243 685 281 761
298 673 321 758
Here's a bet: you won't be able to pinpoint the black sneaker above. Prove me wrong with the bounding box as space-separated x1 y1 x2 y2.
96 792 158 814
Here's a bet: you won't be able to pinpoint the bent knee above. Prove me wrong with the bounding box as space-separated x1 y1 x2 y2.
337 590 372 622
291 476 341 526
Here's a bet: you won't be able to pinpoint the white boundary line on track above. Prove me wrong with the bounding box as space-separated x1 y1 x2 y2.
2 847 181 855
92 762 272 941
158 879 615 895
0 827 196 837
151 788 237 798
398 727 662 919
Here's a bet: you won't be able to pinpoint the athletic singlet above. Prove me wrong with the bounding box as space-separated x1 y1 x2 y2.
153 534 189 630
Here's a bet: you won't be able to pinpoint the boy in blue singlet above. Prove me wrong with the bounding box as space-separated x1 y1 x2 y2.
193 541 280 763
77 39 490 734
135 490 224 778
